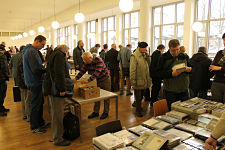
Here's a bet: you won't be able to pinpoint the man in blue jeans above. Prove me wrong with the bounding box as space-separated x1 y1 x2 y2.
23 35 49 133
0 48 9 116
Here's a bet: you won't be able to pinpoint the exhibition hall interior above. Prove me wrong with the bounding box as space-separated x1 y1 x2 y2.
0 0 224 149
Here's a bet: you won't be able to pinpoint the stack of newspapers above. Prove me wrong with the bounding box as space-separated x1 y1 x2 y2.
142 117 172 130
93 133 125 150
113 130 138 146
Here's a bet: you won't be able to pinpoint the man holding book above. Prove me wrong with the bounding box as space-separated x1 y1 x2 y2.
157 39 192 110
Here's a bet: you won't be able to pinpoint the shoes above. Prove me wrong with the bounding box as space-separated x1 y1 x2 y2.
0 112 7 116
132 101 136 107
136 112 143 117
3 107 10 112
41 122 51 129
54 140 71 146
23 116 27 120
31 128 46 133
126 92 133 96
120 91 124 95
100 112 108 120
88 112 99 119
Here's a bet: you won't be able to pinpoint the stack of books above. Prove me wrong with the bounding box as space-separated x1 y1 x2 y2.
175 123 203 135
142 117 172 130
128 125 152 136
114 130 138 146
153 129 181 148
93 133 125 150
156 115 180 125
172 143 196 150
132 131 168 150
116 146 138 150
166 110 189 121
167 128 193 141
182 137 205 150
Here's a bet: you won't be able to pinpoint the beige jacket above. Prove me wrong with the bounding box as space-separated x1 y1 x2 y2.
130 48 151 90
211 111 225 139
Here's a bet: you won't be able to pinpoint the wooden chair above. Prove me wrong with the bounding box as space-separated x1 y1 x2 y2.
96 120 122 136
153 99 169 117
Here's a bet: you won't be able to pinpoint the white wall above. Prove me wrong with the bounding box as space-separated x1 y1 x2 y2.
10 0 196 56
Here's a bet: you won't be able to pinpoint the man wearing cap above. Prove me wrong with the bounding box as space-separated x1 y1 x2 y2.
130 42 151 117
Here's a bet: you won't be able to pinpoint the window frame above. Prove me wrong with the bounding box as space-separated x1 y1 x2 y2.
86 20 96 50
102 16 116 47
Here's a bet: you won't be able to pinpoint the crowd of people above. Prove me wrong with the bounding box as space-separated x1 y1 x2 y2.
0 33 224 147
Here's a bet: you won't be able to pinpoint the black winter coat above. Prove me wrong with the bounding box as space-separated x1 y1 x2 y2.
44 49 70 96
189 52 212 90
105 48 119 70
0 52 9 82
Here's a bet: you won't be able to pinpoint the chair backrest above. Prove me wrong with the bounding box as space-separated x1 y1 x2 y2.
153 99 169 117
96 120 122 136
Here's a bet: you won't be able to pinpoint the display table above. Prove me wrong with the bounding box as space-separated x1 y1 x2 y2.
68 89 119 142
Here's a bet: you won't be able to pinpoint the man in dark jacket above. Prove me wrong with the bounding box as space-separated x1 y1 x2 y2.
189 47 212 98
99 44 108 62
17 45 31 121
105 44 120 92
73 40 85 71
0 47 9 116
157 39 192 110
44 45 71 146
23 35 48 133
150 44 165 104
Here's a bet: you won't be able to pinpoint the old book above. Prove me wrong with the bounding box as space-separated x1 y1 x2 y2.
166 110 188 121
153 129 181 148
114 130 138 145
93 133 125 150
156 115 180 125
198 113 219 125
206 118 218 132
183 137 205 150
174 123 203 135
132 131 168 150
167 128 193 141
116 146 138 150
142 118 172 130
128 125 152 136
172 63 186 71
195 129 211 141
172 143 196 150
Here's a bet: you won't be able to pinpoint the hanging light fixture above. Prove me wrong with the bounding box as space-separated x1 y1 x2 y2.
192 22 203 32
11 37 15 40
23 32 28 37
38 11 45 33
38 26 45 33
51 0 60 29
14 36 19 40
119 0 133 12
74 0 85 23
18 34 22 39
29 30 35 35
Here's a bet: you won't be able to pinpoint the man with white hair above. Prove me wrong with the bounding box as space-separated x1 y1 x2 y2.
75 52 111 119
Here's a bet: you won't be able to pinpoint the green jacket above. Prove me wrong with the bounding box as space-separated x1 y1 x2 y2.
10 52 21 78
90 47 98 54
130 48 151 89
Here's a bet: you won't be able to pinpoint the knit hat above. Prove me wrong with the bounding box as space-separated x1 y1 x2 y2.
138 42 148 48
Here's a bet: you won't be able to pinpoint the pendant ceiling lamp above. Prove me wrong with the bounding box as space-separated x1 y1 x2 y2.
29 30 35 35
38 11 45 33
23 32 28 37
74 0 85 23
18 34 22 39
51 0 60 29
119 0 133 12
192 22 203 32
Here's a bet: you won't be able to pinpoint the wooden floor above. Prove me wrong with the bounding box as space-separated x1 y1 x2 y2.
0 78 153 150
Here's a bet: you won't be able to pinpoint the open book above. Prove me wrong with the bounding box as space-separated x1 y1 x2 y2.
172 63 186 71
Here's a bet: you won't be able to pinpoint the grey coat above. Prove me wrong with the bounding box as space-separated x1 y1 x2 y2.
117 47 132 68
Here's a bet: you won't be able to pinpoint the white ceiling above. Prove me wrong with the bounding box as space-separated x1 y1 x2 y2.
0 0 86 31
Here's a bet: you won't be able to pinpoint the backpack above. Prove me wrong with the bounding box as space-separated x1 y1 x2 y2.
63 112 80 140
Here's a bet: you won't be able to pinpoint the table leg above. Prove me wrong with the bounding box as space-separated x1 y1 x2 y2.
78 103 82 143
116 96 118 120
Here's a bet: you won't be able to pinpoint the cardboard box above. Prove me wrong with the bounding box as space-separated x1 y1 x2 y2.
79 87 100 99
73 79 97 97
